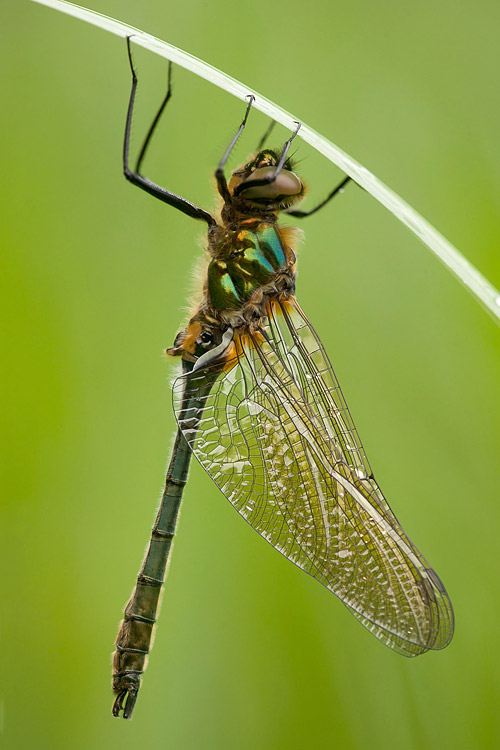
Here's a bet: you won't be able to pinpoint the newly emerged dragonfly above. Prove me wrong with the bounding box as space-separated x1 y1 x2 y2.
112 38 454 719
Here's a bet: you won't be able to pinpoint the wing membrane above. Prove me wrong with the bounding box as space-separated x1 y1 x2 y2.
173 298 454 655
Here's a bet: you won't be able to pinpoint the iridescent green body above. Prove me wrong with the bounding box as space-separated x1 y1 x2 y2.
207 225 287 309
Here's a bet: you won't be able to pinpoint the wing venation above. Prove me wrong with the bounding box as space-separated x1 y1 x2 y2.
172 298 454 656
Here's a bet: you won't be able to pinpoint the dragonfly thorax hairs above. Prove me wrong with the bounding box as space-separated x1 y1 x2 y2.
166 146 308 360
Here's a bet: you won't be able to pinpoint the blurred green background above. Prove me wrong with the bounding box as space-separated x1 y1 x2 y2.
2 1 500 748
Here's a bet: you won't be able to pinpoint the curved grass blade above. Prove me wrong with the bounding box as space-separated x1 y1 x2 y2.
30 0 500 324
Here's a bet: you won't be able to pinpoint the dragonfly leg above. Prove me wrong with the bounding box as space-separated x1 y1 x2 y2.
215 95 256 202
286 174 352 218
255 120 276 151
123 37 216 227
133 54 173 176
232 121 302 198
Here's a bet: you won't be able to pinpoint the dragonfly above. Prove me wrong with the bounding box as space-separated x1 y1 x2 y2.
112 37 454 719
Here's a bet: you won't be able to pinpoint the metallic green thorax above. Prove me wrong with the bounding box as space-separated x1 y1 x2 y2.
208 225 287 309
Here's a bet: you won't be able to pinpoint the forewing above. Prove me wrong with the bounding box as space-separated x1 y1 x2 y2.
172 299 454 656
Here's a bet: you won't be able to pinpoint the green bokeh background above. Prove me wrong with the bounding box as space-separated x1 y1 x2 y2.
2 1 500 748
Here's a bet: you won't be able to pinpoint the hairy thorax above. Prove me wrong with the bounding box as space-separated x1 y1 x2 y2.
167 221 301 360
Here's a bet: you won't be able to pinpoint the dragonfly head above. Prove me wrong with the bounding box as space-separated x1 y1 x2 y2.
229 149 305 212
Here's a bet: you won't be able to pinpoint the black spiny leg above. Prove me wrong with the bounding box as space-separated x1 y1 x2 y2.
123 37 215 227
134 57 172 176
215 95 256 202
255 120 276 151
287 175 352 218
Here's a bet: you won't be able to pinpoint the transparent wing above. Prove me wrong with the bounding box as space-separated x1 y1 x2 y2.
173 298 454 656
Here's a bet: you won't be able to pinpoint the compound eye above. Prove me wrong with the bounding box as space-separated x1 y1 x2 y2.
238 167 303 200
